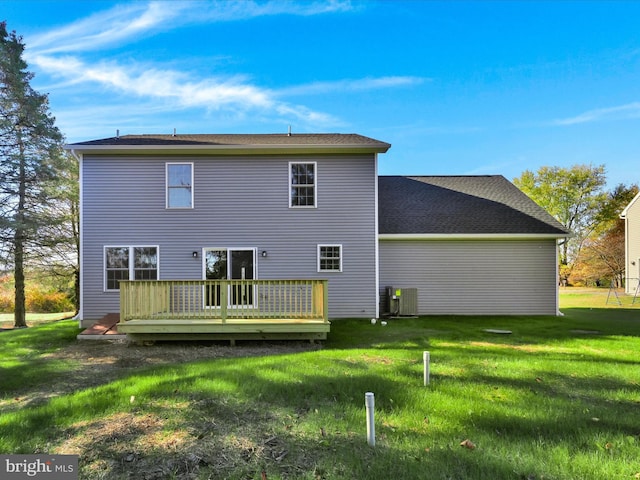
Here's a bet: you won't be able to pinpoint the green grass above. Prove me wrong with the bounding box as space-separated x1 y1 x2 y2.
0 311 76 328
0 292 639 479
560 286 639 308
0 319 81 393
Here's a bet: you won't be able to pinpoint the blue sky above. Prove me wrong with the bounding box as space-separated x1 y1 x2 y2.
3 0 640 186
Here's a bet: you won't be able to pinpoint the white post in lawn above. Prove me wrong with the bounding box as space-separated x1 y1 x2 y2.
423 351 430 386
365 392 375 447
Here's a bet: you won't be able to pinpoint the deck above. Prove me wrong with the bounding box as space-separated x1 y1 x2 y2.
116 279 330 343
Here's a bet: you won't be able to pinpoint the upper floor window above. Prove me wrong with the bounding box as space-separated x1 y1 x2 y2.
105 246 158 291
318 244 342 272
166 163 193 208
290 162 316 208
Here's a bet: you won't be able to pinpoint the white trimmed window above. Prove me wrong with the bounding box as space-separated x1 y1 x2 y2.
318 244 342 272
166 162 194 208
289 162 316 207
105 246 158 291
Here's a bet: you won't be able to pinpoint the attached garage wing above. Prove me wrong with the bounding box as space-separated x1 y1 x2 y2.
379 238 559 315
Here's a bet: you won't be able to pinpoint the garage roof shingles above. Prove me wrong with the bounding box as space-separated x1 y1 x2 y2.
379 175 569 235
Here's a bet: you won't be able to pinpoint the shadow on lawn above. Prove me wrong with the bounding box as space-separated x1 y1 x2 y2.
2 311 639 478
0 321 81 397
2 363 534 479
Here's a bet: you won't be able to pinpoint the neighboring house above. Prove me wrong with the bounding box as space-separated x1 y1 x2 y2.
620 191 640 294
65 133 569 335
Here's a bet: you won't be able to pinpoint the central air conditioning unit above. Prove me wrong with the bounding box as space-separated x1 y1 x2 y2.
385 287 418 316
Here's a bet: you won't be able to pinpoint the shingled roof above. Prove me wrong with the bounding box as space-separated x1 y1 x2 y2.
66 133 391 154
379 176 569 236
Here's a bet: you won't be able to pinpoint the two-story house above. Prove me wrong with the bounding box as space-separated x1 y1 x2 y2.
66 133 569 342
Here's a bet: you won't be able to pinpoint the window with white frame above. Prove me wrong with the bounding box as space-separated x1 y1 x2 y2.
166 162 193 208
290 162 316 207
318 244 342 272
105 246 158 291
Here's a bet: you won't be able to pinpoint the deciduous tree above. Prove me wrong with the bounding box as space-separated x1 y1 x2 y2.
28 151 80 312
513 164 607 284
571 183 638 287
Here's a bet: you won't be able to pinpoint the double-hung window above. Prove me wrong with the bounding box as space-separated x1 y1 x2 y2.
318 244 342 272
166 162 193 208
290 162 316 207
105 246 158 291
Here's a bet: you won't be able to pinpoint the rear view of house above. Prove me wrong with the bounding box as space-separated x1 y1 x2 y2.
67 133 390 340
66 132 570 341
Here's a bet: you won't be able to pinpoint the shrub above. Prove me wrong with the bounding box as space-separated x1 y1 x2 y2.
26 288 74 313
0 289 13 313
0 275 74 313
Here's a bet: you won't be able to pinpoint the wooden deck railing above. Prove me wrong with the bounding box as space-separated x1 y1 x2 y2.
120 279 329 323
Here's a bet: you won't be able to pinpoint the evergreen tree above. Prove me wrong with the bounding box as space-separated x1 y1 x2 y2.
0 22 63 327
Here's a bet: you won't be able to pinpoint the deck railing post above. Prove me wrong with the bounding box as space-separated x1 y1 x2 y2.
220 280 228 323
322 280 329 322
120 283 127 322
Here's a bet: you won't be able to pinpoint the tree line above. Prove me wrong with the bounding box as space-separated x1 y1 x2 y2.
0 22 636 327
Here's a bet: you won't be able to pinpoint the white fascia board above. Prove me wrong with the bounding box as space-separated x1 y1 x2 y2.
378 233 570 240
62 143 390 155
620 191 640 218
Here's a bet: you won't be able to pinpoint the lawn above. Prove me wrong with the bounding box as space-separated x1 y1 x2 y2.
0 290 639 479
0 311 76 328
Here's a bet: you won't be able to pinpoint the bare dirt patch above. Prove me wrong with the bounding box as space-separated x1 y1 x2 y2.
3 339 321 412
7 339 325 479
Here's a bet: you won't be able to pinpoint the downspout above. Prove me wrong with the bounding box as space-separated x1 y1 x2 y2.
374 153 380 319
556 238 563 316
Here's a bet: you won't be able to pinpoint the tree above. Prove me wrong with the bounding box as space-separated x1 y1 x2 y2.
570 183 638 287
572 220 625 287
28 151 80 312
0 22 63 327
513 164 608 284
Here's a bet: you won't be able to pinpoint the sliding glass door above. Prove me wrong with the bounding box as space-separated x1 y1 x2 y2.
204 248 255 307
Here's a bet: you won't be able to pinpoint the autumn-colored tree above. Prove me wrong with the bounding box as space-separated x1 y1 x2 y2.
514 164 607 284
570 220 625 287
571 183 638 287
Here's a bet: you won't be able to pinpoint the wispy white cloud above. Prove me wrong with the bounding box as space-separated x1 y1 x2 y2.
32 53 344 128
552 102 640 126
28 0 354 54
28 2 182 54
275 76 427 96
25 0 420 134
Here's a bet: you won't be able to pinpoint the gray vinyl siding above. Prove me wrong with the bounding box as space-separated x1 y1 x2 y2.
81 154 377 324
626 199 640 294
379 239 558 315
